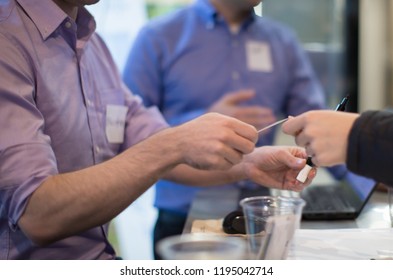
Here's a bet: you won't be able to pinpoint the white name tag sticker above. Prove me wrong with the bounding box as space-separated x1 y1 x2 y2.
106 105 128 144
246 41 273 72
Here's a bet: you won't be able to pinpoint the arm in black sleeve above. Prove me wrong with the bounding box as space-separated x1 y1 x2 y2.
347 110 393 185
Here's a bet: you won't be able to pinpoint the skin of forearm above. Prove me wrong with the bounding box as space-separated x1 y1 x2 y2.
18 128 185 246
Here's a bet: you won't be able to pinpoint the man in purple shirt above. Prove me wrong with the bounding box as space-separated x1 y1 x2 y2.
0 0 314 259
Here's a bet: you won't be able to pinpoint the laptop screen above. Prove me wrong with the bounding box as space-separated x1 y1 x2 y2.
346 171 376 201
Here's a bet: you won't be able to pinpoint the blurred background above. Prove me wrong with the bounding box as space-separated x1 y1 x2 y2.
87 0 393 259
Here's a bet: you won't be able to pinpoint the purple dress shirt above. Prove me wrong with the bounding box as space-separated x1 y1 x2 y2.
0 0 167 259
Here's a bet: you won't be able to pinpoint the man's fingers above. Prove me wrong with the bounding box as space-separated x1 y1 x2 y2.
225 90 255 104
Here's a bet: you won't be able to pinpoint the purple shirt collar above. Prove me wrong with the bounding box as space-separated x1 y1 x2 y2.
16 0 96 42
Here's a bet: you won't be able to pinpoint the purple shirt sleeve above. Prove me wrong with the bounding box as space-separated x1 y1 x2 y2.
0 0 168 259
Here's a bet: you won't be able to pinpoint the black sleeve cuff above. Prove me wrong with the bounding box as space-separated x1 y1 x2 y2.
347 110 393 184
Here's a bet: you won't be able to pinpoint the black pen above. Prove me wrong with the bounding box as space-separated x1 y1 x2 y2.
335 95 349 112
296 95 350 183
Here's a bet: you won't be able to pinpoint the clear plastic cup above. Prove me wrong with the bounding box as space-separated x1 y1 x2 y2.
240 196 305 260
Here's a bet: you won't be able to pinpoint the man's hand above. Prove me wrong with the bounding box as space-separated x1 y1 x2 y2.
208 89 276 131
282 111 359 167
241 146 316 191
168 112 258 170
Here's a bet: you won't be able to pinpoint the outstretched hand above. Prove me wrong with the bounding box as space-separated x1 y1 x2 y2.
241 146 316 191
282 110 359 167
171 112 258 170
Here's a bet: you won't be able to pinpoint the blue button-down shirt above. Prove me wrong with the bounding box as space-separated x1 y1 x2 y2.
0 0 167 259
123 0 326 214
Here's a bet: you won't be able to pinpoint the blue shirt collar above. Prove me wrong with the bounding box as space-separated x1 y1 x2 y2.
194 0 257 30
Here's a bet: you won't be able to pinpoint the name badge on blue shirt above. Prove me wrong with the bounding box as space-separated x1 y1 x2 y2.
246 41 273 72
106 105 128 144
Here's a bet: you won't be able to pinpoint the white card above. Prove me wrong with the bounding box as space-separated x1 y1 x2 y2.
246 41 273 72
106 105 128 144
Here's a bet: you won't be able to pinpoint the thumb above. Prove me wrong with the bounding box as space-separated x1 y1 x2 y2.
286 155 307 170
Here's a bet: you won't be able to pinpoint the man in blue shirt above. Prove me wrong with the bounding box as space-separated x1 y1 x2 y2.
123 0 326 258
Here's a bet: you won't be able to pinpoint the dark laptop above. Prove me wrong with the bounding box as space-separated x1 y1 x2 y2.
300 170 377 220
222 171 376 234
